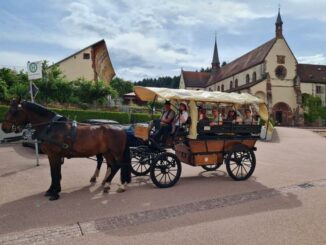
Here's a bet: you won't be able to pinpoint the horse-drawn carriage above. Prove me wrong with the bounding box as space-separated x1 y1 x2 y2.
130 86 269 188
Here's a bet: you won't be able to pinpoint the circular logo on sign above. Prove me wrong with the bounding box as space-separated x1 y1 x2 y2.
29 63 38 73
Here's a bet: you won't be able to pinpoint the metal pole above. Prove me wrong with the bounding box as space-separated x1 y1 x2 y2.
29 79 40 166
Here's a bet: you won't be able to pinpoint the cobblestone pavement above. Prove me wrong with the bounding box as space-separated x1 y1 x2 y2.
1 178 326 245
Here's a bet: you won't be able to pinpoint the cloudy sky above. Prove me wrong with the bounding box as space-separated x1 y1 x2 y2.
0 0 325 81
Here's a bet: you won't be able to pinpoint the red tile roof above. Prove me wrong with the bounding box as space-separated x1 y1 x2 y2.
207 38 276 85
297 64 326 83
183 38 276 88
182 71 210 88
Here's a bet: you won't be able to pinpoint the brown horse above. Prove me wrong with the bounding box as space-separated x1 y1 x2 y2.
1 99 131 201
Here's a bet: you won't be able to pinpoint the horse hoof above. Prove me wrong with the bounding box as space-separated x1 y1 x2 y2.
103 187 110 193
90 177 97 183
117 188 125 193
44 191 53 197
49 194 60 201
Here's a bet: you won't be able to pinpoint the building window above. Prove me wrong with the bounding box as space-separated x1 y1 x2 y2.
275 65 287 79
316 85 322 94
217 85 220 91
235 79 238 87
252 72 256 82
230 81 233 89
277 55 285 64
83 53 90 59
209 87 213 91
221 84 224 92
246 74 250 84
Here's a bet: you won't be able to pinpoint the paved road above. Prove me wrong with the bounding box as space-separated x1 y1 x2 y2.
0 127 326 245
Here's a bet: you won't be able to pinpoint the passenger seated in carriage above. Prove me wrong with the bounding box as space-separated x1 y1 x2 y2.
153 100 175 144
172 102 189 134
243 109 256 125
198 106 209 123
209 106 223 126
224 109 242 125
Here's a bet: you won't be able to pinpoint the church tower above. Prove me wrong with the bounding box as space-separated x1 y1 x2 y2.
211 36 220 72
275 8 283 38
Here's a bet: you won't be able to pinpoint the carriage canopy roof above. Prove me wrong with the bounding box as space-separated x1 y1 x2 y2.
134 86 268 121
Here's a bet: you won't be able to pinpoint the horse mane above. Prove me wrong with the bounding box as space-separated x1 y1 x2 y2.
21 101 56 118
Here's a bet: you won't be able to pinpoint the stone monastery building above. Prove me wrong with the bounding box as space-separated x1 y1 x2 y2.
179 10 326 126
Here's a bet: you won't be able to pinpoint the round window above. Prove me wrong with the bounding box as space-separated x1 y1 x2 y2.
275 65 287 79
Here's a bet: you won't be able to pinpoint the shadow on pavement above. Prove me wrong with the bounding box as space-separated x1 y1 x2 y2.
0 169 301 236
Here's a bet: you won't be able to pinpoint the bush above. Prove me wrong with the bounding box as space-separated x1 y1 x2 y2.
0 105 8 122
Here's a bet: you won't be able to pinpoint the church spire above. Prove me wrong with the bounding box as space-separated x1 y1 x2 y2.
211 34 220 72
275 7 283 38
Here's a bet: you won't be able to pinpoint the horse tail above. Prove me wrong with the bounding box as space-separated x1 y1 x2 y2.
120 133 132 184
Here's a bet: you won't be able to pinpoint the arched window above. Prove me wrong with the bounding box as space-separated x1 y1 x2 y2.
252 72 256 82
221 84 224 92
230 81 233 89
246 74 250 84
235 79 238 87
217 85 220 91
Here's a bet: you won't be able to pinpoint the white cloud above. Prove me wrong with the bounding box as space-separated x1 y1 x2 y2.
298 54 326 64
0 0 325 81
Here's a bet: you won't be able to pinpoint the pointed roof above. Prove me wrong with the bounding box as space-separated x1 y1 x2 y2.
212 36 220 65
182 38 277 88
207 38 276 86
276 8 283 25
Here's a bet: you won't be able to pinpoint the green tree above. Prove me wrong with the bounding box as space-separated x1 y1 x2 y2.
302 93 325 123
0 79 8 101
8 82 29 99
110 77 133 97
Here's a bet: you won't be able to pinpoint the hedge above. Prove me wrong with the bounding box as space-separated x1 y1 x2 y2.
130 113 160 123
53 108 130 124
0 105 160 124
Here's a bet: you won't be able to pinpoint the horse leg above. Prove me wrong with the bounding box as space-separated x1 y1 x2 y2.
44 164 55 196
117 145 132 193
102 165 111 186
102 153 119 193
47 155 62 201
103 164 120 193
90 154 103 183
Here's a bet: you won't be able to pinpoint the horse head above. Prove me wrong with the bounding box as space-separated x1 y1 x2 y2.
2 98 29 133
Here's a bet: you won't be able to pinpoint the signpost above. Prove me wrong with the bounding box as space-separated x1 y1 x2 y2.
27 61 42 166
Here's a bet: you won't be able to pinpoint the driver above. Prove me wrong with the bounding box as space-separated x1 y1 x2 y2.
153 101 175 145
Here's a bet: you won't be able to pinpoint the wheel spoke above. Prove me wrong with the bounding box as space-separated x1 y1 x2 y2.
231 165 238 172
135 163 141 171
159 174 165 183
235 165 240 176
243 162 252 168
167 172 173 183
242 165 248 175
168 171 176 178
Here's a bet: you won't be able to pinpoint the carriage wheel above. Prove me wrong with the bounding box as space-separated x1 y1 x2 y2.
201 162 223 171
130 149 151 176
150 152 181 188
225 148 256 181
